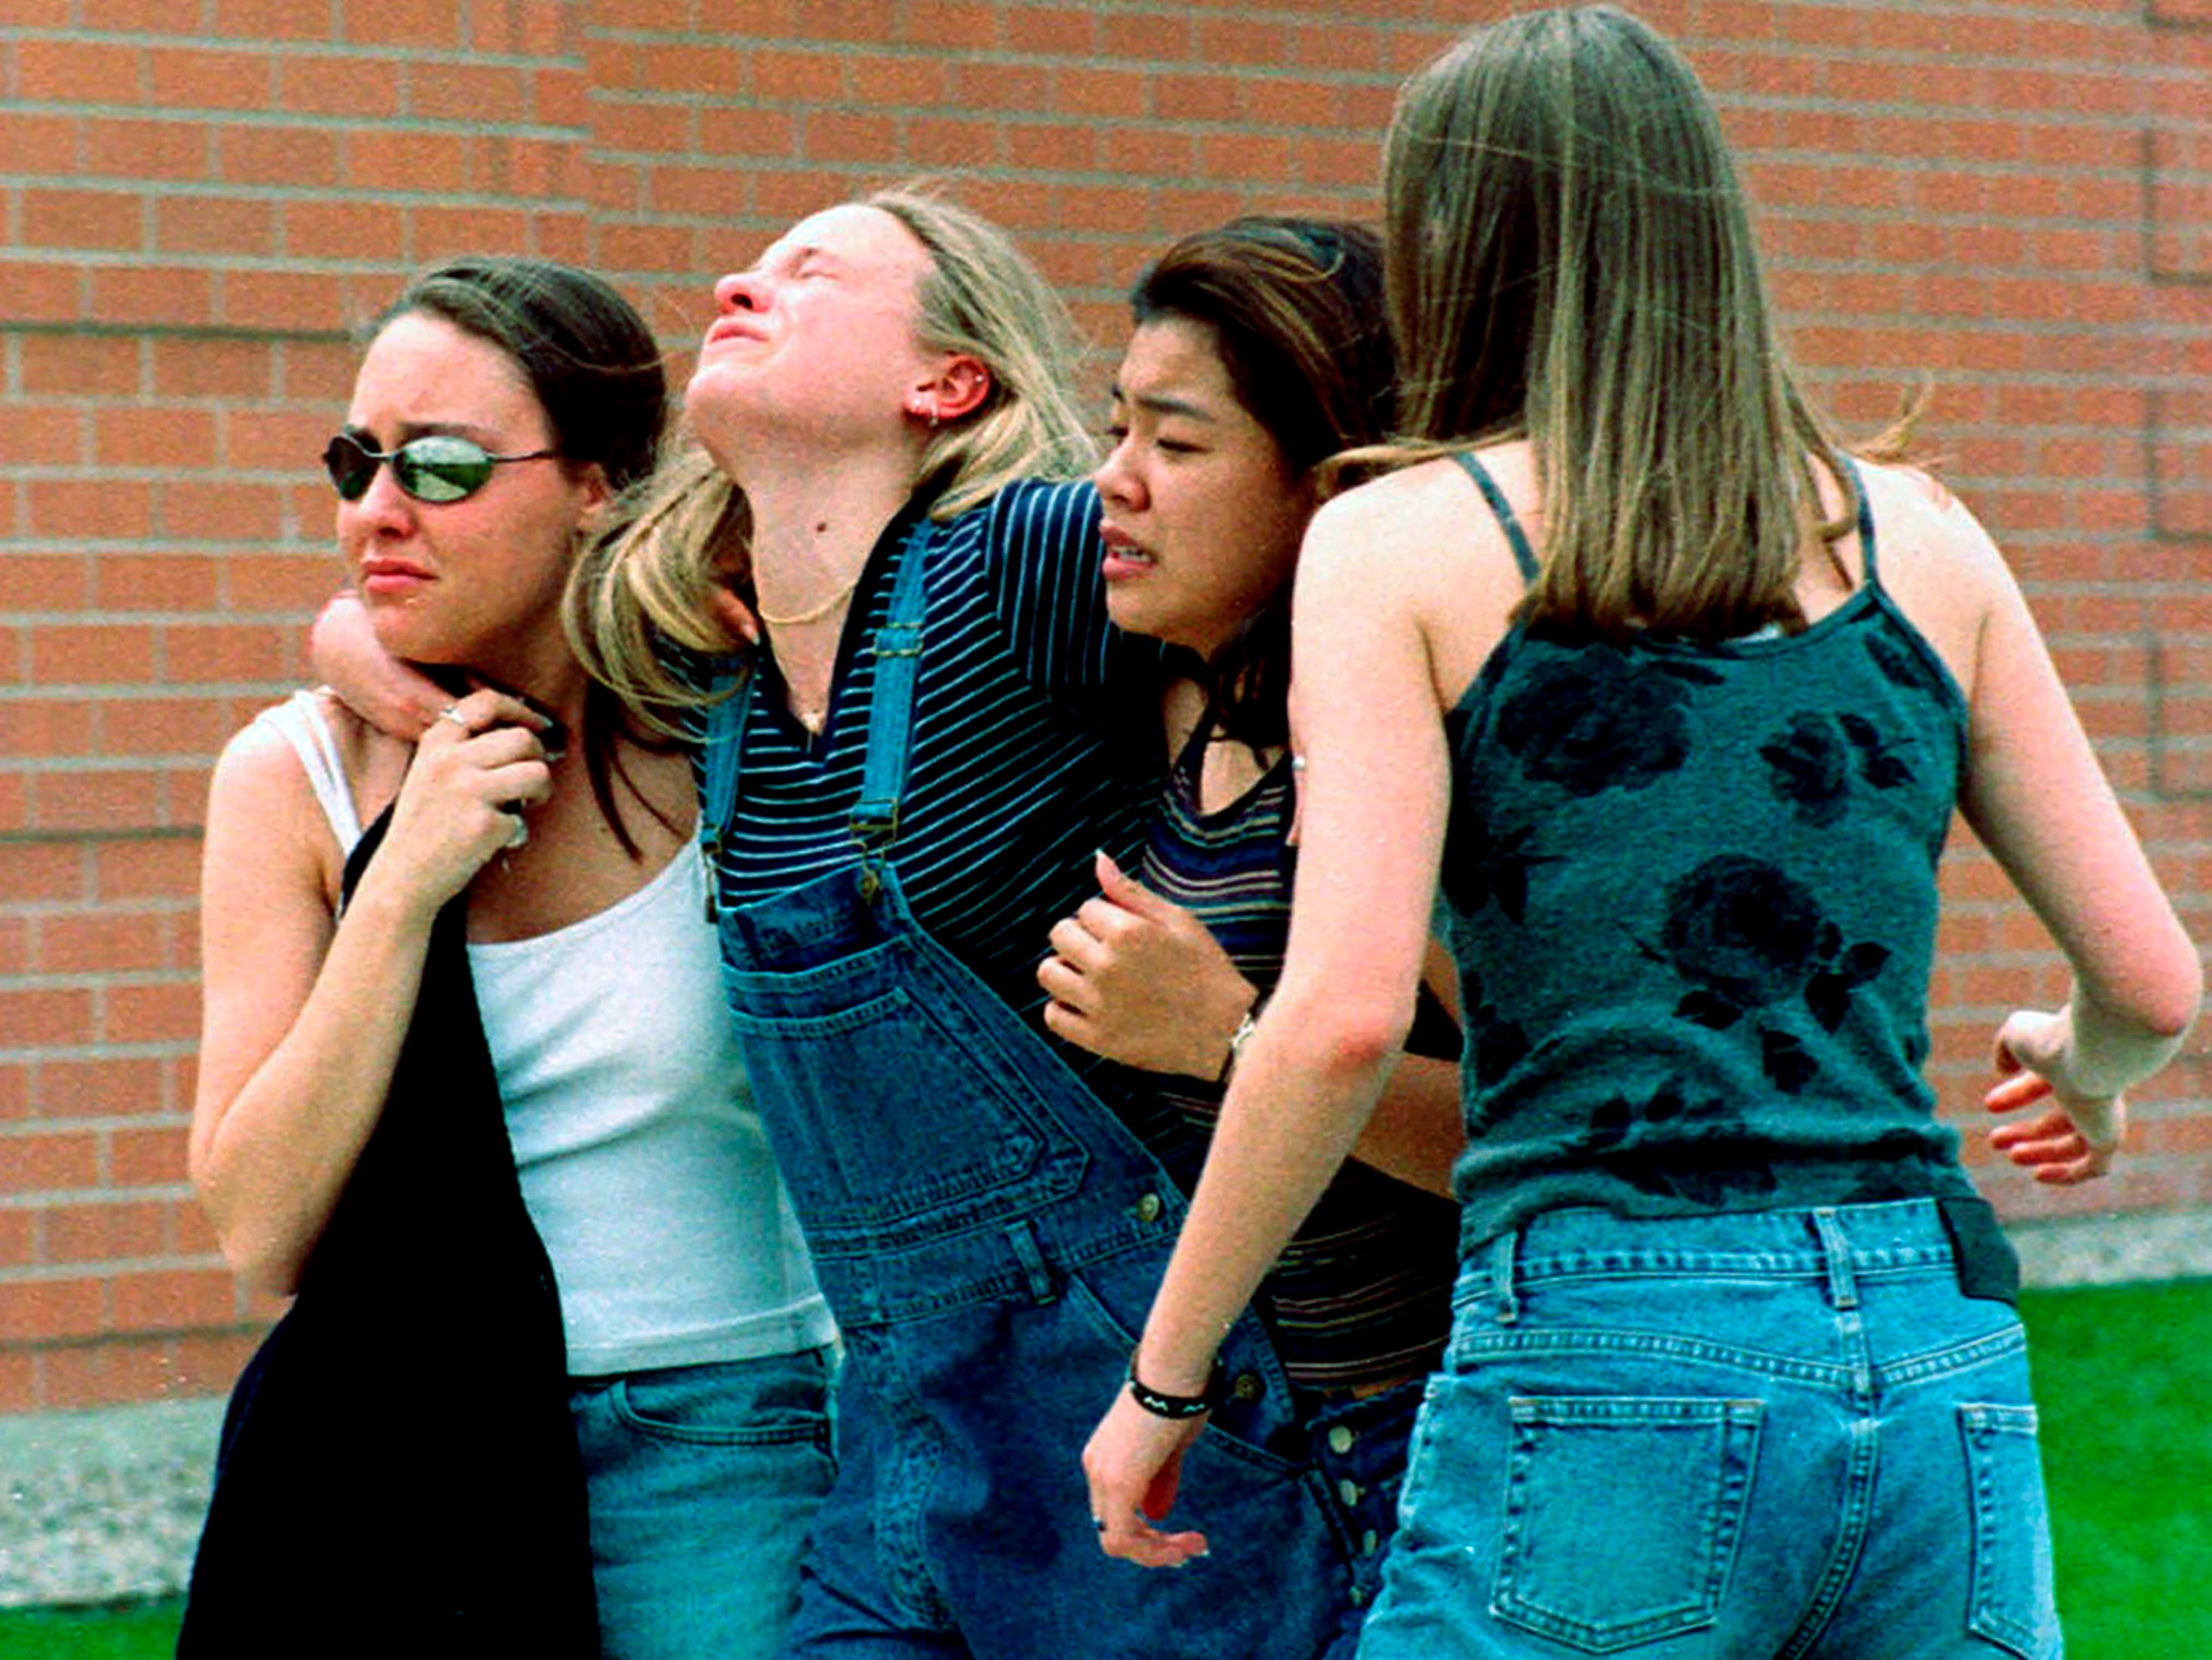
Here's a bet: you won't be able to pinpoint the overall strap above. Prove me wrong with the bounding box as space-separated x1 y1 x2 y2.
1451 450 1542 584
849 516 936 882
695 513 938 917
696 658 752 922
1836 454 1880 590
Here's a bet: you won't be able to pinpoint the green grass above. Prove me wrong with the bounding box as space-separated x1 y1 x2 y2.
0 1599 182 1659
0 1280 2203 1657
2023 1277 2212 1658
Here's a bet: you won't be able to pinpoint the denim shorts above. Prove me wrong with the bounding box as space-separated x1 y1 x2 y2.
569 1345 838 1660
1357 1202 2060 1660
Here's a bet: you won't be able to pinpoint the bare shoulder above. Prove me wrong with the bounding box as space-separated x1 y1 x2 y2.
1853 458 2012 598
1305 448 1529 707
1315 455 1481 546
207 694 401 903
1850 458 2022 700
1310 451 1525 588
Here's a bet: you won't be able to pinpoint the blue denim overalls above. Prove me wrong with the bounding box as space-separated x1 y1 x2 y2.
700 519 1350 1657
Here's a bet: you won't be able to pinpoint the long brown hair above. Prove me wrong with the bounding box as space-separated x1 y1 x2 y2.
1385 5 1856 641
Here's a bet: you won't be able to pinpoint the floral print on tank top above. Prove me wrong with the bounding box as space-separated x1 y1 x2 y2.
1439 456 1981 1247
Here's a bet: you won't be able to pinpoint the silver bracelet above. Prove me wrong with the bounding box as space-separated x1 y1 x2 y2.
1216 1003 1261 1086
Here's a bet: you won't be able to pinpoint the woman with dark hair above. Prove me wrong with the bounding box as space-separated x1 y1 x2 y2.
183 257 833 1659
1086 11 2198 1656
1038 216 1463 1652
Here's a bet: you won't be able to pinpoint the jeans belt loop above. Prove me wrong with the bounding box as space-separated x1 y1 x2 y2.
1811 1206 1860 1311
1005 1220 1057 1307
1488 1229 1520 1326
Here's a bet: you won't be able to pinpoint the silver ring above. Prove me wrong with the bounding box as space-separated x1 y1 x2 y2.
505 816 529 850
436 704 472 730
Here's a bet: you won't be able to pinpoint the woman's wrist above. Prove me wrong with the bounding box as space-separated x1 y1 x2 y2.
1214 994 1262 1086
2064 987 2188 1101
1125 1350 1224 1420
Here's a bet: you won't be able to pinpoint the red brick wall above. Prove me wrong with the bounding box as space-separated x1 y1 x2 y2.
2 0 2205 1414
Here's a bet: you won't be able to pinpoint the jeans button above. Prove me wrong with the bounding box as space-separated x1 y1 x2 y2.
1338 1478 1363 1506
1327 1423 1356 1455
1131 1192 1164 1224
1229 1371 1264 1404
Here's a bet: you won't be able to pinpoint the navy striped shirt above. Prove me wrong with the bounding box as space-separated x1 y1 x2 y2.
690 479 1179 1122
1144 722 1459 1389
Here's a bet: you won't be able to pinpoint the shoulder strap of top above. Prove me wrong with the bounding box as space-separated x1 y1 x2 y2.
1837 455 1879 590
261 691 364 853
1450 451 1541 584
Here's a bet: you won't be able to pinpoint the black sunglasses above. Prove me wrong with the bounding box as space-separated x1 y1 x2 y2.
323 431 560 504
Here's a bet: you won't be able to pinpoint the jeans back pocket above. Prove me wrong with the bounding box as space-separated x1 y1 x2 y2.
1493 1395 1763 1654
1960 1403 2059 1658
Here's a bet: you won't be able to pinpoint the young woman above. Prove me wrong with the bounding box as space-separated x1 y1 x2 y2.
184 259 834 1660
1036 217 1463 1649
1084 11 2200 1658
558 189 1370 1656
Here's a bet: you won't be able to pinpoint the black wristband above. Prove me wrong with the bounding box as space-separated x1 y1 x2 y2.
1126 1354 1223 1420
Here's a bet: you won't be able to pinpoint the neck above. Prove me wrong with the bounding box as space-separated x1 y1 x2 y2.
734 444 922 623
451 645 593 738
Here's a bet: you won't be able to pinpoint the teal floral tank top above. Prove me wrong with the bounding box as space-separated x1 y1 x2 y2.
1442 452 1980 1248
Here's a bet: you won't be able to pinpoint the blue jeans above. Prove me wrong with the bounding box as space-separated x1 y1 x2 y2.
570 1346 838 1660
1357 1201 2060 1659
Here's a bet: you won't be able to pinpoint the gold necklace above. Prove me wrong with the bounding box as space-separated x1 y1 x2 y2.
756 575 861 629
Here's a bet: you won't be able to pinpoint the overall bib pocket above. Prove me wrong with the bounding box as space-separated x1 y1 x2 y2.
724 942 1085 1253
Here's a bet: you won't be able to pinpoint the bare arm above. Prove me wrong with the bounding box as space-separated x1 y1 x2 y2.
190 690 553 1292
1082 474 1463 1564
1943 501 2201 1177
309 589 450 741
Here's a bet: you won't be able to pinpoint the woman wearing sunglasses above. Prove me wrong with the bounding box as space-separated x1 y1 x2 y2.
310 196 1484 1655
182 256 834 1658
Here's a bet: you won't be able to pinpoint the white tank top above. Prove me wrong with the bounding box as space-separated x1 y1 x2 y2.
255 693 832 1375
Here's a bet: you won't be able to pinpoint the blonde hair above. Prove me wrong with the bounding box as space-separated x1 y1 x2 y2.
867 185 1097 516
1385 5 1856 641
570 186 1095 724
565 449 750 737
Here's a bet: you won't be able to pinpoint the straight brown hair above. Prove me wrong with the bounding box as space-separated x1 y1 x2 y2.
1385 5 1857 641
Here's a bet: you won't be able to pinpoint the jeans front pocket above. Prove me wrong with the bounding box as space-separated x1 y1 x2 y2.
1960 1403 2059 1658
1492 1395 1762 1654
610 1352 834 1450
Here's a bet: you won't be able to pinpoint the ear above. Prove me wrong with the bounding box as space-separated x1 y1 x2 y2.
907 354 992 425
570 462 616 534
